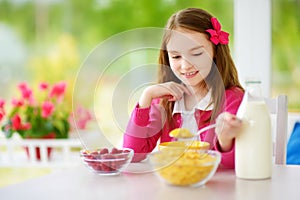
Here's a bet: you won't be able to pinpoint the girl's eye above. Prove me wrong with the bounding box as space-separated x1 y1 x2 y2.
193 52 203 56
171 55 181 59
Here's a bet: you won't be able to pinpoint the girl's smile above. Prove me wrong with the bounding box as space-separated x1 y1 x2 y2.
181 70 199 79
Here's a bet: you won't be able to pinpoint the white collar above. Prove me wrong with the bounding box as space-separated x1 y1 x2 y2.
172 89 213 115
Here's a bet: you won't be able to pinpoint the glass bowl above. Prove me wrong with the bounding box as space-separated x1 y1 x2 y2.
149 149 221 187
80 147 134 176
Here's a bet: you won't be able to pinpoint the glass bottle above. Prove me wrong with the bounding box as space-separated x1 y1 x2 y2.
235 80 272 179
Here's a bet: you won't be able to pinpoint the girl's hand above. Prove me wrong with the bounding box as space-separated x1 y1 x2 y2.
138 82 191 108
215 112 243 152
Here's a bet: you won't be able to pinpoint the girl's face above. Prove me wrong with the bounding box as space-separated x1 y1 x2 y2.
166 28 214 88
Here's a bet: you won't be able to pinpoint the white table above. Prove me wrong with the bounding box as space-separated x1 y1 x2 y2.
1 163 300 200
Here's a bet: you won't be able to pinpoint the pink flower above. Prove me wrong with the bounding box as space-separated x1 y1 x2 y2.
39 82 49 90
70 107 93 130
0 98 5 122
206 17 229 45
41 101 54 118
76 118 92 129
0 110 4 121
0 98 5 108
11 114 31 131
49 81 66 101
12 98 24 107
18 82 32 100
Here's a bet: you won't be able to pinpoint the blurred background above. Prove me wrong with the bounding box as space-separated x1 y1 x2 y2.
0 0 299 110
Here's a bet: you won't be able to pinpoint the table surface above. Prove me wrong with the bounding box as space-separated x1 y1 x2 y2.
1 162 300 200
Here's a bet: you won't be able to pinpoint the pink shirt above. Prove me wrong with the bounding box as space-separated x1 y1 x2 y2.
123 87 244 169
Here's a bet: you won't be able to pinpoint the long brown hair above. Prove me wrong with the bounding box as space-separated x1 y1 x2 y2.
158 8 243 127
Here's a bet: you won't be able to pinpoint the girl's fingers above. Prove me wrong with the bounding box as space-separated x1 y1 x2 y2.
170 83 191 99
157 82 191 101
163 84 184 100
216 112 242 136
224 113 242 127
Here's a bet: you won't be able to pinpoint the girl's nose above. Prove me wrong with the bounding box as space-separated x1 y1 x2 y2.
181 58 193 70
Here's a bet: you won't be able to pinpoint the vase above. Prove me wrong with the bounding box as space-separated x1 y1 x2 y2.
24 132 56 161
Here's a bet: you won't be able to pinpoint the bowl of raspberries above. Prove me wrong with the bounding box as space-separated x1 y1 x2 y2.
80 147 134 176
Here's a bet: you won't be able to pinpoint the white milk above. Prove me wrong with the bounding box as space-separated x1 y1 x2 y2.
235 101 272 179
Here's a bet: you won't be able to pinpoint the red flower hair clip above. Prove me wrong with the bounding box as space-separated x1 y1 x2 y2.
206 17 229 45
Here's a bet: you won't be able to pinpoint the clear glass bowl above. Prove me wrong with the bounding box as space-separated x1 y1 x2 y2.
149 149 221 187
80 147 134 176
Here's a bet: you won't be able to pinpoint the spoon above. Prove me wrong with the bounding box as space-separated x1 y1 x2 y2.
169 124 217 139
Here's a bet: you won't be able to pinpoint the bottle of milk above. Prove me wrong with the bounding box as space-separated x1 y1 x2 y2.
235 80 272 179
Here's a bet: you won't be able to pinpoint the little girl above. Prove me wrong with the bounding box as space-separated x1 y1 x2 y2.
123 8 244 169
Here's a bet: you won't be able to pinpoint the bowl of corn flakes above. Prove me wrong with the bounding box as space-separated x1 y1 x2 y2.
149 149 221 187
158 140 210 151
